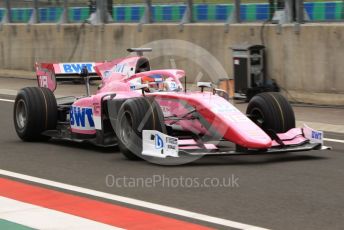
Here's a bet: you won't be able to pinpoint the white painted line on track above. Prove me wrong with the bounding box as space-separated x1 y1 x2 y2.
0 169 269 230
324 138 344 144
0 197 123 230
0 89 18 96
0 98 14 103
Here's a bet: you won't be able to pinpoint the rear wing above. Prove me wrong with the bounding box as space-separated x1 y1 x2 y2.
35 62 102 92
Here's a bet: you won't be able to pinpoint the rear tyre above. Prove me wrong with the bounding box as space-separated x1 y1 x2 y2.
13 87 57 141
115 97 166 161
246 92 295 133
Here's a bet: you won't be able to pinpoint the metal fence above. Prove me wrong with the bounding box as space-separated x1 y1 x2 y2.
0 0 344 25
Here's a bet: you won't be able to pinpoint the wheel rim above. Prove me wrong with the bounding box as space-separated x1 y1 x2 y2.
250 108 265 128
119 111 134 145
16 99 27 130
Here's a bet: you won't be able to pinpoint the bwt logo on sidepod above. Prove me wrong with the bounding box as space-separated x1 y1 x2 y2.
62 63 94 74
70 106 95 130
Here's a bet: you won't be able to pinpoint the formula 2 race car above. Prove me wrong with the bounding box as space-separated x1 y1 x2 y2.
13 48 330 163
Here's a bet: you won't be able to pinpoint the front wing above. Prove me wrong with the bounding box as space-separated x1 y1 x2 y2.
142 127 331 158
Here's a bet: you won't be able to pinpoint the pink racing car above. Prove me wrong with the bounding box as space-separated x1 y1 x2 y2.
13 48 329 162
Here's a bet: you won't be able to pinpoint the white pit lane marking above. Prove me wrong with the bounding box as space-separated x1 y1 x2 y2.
324 138 344 144
0 169 268 230
0 98 15 103
0 197 123 230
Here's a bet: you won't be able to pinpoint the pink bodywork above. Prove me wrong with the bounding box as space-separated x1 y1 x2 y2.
35 56 306 149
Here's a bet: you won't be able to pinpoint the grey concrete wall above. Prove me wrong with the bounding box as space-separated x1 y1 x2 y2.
0 23 343 104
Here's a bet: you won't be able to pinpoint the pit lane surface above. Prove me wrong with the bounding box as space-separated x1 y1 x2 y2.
0 98 343 230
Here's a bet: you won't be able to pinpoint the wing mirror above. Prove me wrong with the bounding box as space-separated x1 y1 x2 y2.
197 81 229 100
213 88 230 100
197 82 212 92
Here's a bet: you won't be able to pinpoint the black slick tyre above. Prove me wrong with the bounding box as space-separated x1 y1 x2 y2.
13 87 57 141
246 92 295 133
115 97 166 161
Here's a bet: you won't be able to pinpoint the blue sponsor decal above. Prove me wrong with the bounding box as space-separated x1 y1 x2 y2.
311 130 322 140
70 107 94 128
63 63 93 73
168 81 177 90
155 134 164 149
103 70 111 78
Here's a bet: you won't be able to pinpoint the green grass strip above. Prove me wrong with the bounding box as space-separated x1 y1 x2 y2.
0 219 35 230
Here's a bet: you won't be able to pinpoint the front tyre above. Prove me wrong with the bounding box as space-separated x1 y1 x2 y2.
246 92 295 133
115 97 166 161
14 87 57 141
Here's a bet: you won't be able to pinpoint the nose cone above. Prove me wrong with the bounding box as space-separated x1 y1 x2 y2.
205 96 272 149
243 132 272 149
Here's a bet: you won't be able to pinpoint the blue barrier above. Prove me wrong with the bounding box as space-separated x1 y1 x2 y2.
0 2 342 23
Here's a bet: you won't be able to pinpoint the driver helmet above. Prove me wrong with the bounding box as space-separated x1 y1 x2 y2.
141 74 165 91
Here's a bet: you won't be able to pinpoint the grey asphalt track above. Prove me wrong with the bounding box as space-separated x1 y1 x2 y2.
0 97 344 230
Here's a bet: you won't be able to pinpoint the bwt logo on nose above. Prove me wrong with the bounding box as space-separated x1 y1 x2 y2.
62 63 94 73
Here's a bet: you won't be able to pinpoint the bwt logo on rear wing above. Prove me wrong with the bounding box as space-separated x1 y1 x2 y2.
54 63 102 81
36 62 102 92
56 63 98 74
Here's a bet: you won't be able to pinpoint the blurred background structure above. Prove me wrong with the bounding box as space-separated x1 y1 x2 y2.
0 0 344 24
